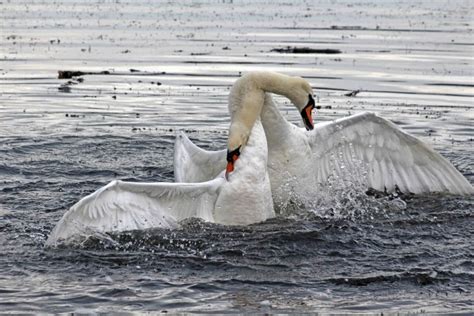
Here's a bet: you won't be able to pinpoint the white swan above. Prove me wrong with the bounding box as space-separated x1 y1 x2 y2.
46 123 271 246
174 72 473 208
175 94 316 208
46 72 315 246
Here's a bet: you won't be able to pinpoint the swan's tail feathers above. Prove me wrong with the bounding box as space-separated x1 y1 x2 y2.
46 178 224 246
174 131 227 183
310 112 473 195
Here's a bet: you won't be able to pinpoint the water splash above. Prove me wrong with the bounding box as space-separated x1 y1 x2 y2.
276 141 407 221
311 143 406 220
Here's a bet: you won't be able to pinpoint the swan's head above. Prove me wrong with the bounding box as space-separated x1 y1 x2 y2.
225 121 250 180
287 77 316 130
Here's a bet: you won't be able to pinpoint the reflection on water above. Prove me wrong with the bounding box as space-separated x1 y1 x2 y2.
0 0 473 313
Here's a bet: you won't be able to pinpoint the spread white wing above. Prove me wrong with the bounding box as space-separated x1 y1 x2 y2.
309 112 473 195
174 131 226 183
46 178 224 245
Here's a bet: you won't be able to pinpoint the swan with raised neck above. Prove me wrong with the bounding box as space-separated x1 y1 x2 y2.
225 72 315 177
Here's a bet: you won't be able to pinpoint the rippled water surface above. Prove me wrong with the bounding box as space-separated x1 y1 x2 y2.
1 0 473 313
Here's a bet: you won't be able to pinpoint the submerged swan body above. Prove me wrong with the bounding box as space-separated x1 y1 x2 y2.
47 72 315 245
175 75 473 203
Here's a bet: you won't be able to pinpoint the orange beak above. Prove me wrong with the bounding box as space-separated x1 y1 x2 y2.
301 95 316 131
225 161 234 180
305 106 313 126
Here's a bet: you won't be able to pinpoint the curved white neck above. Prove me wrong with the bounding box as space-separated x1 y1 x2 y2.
227 72 296 150
260 93 291 142
251 72 297 97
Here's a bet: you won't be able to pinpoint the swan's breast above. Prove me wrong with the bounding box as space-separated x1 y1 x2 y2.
214 120 274 225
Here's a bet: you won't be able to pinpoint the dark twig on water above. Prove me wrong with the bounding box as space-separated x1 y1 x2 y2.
344 90 361 97
58 85 71 93
271 47 342 54
58 69 168 79
58 70 111 79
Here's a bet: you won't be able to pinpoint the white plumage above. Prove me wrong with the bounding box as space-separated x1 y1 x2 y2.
174 132 227 184
309 112 472 195
46 178 223 245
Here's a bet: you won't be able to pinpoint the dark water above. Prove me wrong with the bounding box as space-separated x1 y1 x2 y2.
0 135 473 313
1 0 473 313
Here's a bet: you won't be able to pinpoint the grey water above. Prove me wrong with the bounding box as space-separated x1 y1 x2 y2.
1 0 473 313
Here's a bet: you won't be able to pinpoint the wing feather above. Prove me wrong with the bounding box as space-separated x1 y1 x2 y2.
308 112 473 195
46 178 224 245
174 131 227 183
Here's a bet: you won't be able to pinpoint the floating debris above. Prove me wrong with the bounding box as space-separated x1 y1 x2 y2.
58 70 111 79
344 90 361 97
65 113 81 118
58 85 71 93
271 47 342 54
